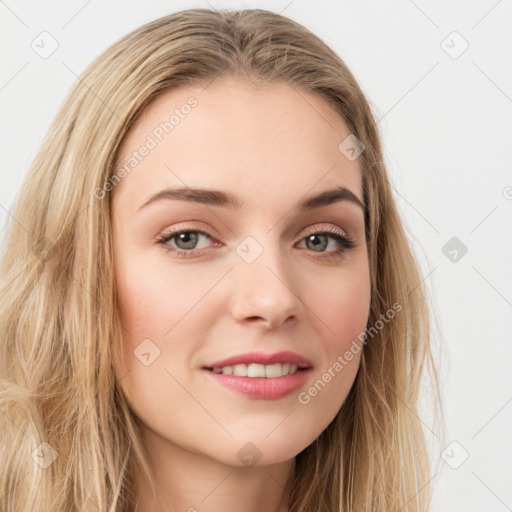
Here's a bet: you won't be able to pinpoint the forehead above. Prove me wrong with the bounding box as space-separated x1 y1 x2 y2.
113 77 363 210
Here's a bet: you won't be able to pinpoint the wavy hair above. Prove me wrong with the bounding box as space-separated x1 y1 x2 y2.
0 8 440 511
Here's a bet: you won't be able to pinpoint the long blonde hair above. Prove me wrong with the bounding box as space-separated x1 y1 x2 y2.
0 8 440 511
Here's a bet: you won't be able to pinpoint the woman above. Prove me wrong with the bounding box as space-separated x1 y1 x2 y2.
0 8 439 511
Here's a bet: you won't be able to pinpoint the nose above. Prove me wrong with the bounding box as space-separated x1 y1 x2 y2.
229 240 303 329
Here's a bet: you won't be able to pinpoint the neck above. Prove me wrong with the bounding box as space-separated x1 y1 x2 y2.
132 426 295 512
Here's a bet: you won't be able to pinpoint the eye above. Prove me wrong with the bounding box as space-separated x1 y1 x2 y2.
296 227 356 260
155 228 217 258
155 225 356 260
170 231 209 250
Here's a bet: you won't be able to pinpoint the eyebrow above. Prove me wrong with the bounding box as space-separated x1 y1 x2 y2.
138 186 366 213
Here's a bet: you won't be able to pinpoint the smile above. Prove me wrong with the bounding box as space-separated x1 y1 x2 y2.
206 362 300 378
202 351 312 400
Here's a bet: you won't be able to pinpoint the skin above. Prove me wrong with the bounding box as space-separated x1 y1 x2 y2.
111 76 371 512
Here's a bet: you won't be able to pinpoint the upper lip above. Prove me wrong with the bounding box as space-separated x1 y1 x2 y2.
203 351 312 369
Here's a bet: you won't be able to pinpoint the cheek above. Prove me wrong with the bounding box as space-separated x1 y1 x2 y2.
112 252 184 391
312 262 371 347
112 262 202 423
112 255 226 394
299 263 370 410
115 254 209 341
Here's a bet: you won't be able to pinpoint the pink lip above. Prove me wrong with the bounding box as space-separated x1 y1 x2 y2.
201 351 312 400
203 351 312 369
203 368 312 400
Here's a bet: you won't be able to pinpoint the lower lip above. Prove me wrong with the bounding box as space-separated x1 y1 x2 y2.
202 368 311 400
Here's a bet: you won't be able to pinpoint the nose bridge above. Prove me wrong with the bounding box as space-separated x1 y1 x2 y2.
229 233 302 327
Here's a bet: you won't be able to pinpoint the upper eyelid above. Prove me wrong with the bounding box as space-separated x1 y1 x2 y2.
301 224 350 238
161 225 349 237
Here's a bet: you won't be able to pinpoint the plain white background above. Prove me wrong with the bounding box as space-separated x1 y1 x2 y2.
1 1 511 510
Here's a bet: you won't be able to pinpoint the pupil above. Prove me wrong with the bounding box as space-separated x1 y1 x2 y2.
307 234 327 252
177 232 198 249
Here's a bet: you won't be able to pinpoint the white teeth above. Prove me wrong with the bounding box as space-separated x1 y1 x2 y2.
247 364 266 378
264 363 281 378
232 364 247 376
211 363 301 378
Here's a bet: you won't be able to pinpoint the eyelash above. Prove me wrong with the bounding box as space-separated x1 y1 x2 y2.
154 224 356 261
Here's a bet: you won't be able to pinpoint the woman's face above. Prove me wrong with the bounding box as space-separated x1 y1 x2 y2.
111 77 371 467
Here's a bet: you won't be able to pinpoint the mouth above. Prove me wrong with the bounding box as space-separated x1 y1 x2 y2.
202 350 312 376
203 362 307 378
201 351 312 400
